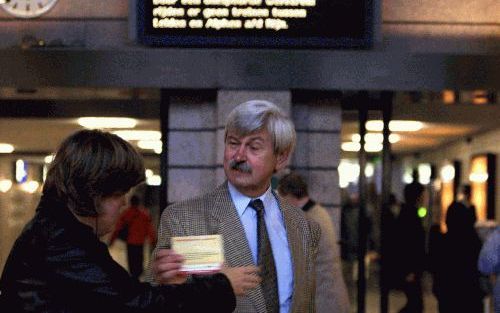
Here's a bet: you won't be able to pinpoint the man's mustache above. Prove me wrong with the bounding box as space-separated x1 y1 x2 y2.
229 160 252 173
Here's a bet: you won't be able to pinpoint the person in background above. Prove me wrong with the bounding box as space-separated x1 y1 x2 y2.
277 172 350 313
340 189 360 302
110 194 157 279
431 201 484 313
0 129 259 313
394 181 426 313
150 100 320 313
458 184 477 224
478 226 500 313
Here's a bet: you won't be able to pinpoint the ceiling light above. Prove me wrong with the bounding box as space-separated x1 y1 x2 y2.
137 140 163 154
469 173 488 183
365 142 383 152
145 169 154 178
341 141 383 152
0 143 14 153
77 117 137 129
15 159 27 183
390 120 424 132
338 159 360 187
365 120 424 132
44 154 55 163
365 163 374 178
365 121 384 131
112 130 161 141
341 142 361 152
418 163 432 184
21 181 40 194
0 179 12 193
351 133 400 144
147 175 162 186
440 164 455 183
442 90 456 104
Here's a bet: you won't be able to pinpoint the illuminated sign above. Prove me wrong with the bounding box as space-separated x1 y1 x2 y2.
136 0 373 48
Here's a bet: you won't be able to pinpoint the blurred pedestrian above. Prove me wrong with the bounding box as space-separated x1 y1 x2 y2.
340 190 360 300
478 226 499 313
110 195 157 279
431 201 484 313
458 184 477 224
394 181 426 313
278 172 350 313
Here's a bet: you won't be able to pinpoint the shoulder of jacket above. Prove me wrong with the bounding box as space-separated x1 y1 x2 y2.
163 186 222 215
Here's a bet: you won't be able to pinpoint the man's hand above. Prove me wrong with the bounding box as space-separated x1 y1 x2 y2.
220 265 261 296
152 249 188 284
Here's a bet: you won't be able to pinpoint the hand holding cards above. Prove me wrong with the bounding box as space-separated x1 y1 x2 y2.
171 234 224 274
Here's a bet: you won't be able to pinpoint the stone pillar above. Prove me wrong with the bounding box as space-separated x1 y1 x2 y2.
291 95 342 235
166 93 218 202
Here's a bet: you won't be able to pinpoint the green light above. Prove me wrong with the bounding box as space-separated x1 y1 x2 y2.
418 207 427 218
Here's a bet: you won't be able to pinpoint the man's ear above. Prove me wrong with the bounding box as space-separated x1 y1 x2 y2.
275 152 290 171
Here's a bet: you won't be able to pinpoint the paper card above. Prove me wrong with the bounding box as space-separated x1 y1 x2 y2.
171 234 224 274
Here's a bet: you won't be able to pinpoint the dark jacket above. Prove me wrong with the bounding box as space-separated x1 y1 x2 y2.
394 203 426 279
0 197 235 313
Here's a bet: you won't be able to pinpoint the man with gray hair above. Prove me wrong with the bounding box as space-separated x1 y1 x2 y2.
152 100 321 313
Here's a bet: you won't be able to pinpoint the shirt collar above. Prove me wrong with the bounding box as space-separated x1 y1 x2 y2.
227 181 274 217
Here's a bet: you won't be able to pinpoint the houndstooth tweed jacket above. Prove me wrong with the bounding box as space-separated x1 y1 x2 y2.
152 181 321 313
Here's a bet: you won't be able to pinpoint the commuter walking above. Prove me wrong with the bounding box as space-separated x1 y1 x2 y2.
393 182 426 313
431 201 484 313
478 226 500 313
110 195 157 279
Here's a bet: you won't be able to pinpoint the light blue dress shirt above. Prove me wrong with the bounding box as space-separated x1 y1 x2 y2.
228 182 293 313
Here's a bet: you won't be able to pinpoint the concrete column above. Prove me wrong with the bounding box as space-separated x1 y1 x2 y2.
167 94 218 202
291 95 342 234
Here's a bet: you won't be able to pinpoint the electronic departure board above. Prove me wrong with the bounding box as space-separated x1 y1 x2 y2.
136 0 373 48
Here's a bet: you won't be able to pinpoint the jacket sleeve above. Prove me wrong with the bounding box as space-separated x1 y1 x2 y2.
45 236 235 313
146 204 180 284
478 228 500 275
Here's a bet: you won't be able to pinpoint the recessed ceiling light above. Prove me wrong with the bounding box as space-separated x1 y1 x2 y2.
137 140 162 154
0 143 14 153
351 133 401 144
44 154 55 163
77 117 137 129
341 142 361 152
366 120 424 132
0 179 12 193
112 130 161 141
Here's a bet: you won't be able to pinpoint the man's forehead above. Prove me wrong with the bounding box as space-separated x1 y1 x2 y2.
227 128 270 140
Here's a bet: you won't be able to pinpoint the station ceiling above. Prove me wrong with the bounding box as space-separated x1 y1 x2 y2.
0 88 498 158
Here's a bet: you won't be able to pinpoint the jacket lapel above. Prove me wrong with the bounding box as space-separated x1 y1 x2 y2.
209 182 267 312
274 192 303 312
